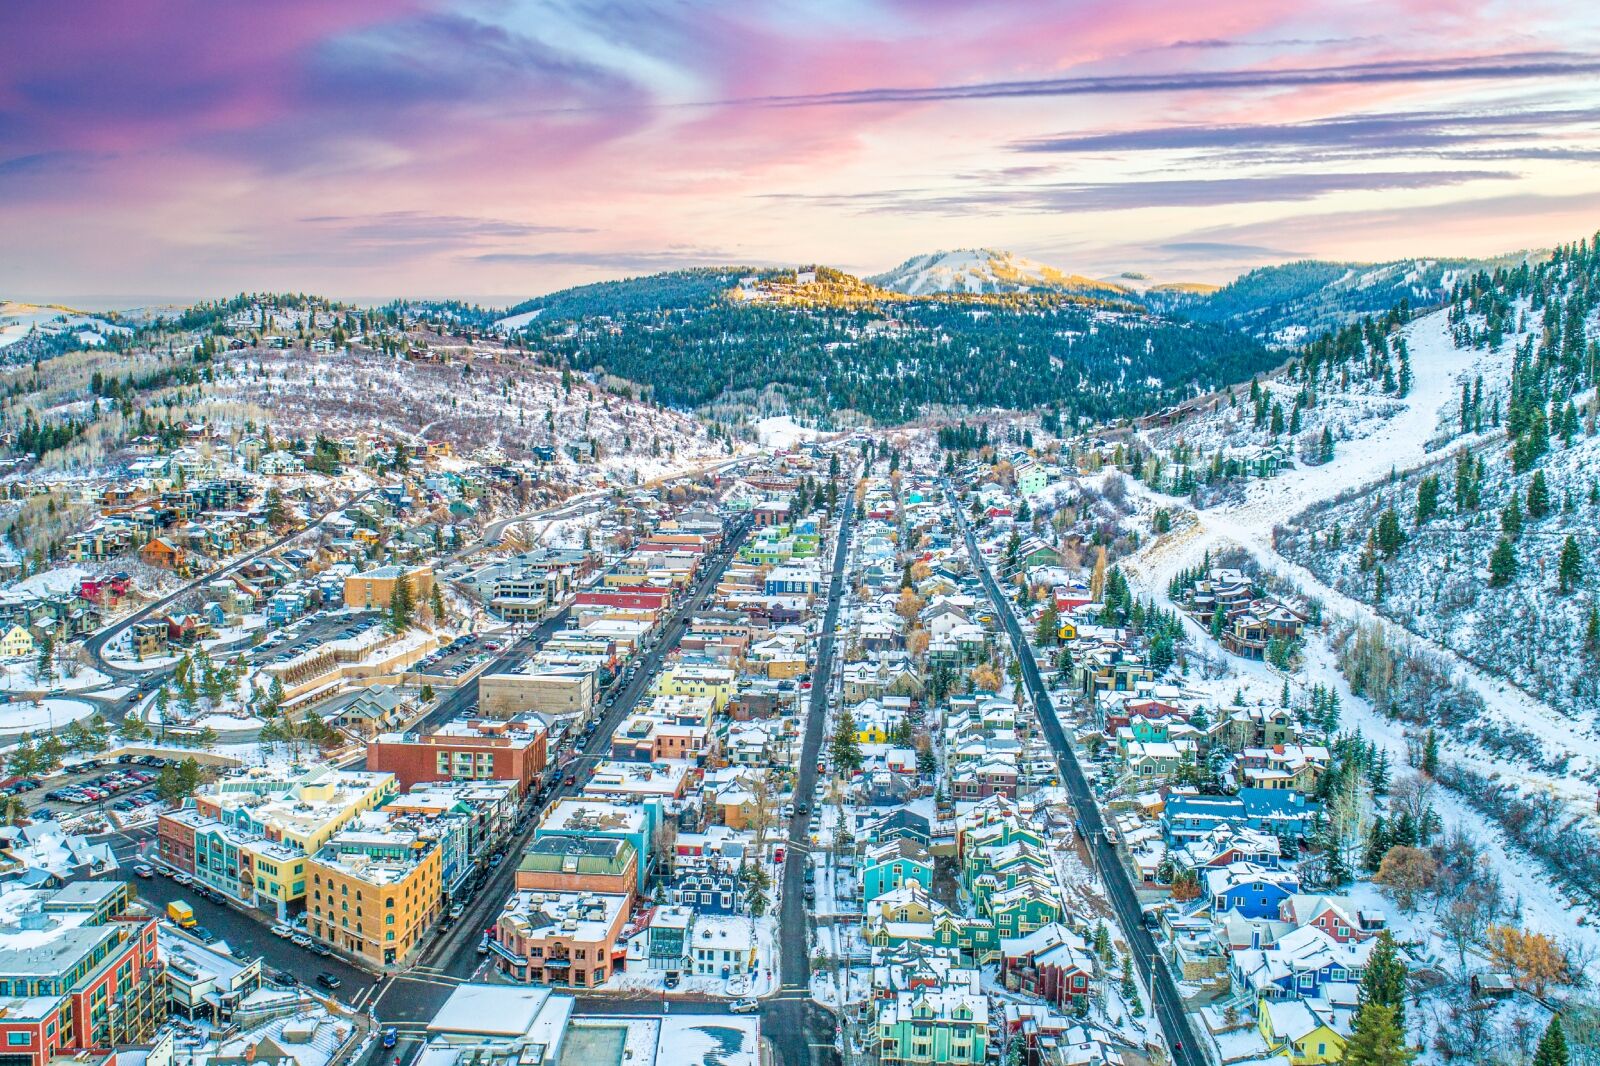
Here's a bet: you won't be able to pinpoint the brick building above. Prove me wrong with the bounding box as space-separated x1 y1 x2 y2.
366 715 548 794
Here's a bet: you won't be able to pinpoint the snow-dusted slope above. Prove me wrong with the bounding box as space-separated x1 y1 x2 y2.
0 301 129 349
868 249 1130 298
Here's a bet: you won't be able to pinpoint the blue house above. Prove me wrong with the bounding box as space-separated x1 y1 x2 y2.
1204 863 1299 919
1163 788 1318 844
860 839 934 905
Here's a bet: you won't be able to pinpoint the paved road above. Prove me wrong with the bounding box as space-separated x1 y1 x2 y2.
767 501 854 1066
356 518 754 1034
83 486 387 681
947 480 1203 1066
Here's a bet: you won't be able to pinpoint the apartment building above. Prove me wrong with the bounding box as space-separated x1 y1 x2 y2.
305 818 443 967
367 715 548 794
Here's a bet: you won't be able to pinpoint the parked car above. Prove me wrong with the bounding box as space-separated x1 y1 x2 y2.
729 999 759 1014
316 972 342 990
190 926 217 944
134 864 154 879
272 924 294 938
292 934 313 948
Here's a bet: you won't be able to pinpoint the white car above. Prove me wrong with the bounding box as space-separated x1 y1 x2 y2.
272 924 294 939
292 934 313 948
729 999 760 1014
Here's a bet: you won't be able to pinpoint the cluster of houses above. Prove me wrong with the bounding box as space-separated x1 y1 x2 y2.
1179 568 1309 660
478 450 849 991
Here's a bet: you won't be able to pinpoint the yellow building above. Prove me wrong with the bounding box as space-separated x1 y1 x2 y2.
0 624 34 659
651 665 735 712
306 826 442 967
1257 998 1348 1065
185 767 399 913
344 564 435 611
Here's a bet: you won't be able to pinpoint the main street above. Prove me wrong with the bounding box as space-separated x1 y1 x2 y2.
947 480 1203 1066
109 513 752 1058
766 498 855 1066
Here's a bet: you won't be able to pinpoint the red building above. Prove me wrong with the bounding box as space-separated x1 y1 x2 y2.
366 715 548 794
575 589 673 612
1000 924 1095 1008
0 882 166 1063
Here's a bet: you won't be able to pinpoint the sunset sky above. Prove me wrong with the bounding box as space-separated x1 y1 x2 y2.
4 0 1599 306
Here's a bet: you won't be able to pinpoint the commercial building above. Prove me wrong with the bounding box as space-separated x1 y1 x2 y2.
157 766 398 917
367 715 548 794
0 882 166 1064
479 668 594 720
305 817 443 966
514 837 638 898
344 564 435 611
491 889 629 988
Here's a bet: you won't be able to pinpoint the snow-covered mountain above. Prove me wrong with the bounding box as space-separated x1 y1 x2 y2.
868 249 1131 299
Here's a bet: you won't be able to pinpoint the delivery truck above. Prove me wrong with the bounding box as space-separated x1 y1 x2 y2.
166 900 196 927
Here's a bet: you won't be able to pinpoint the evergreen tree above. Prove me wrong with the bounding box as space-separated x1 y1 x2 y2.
1502 496 1523 537
1420 729 1439 777
1528 470 1552 519
1414 475 1439 525
830 709 863 774
1533 1014 1569 1066
388 573 415 633
1488 537 1518 587
1558 536 1583 593
1375 508 1405 555
1344 1003 1413 1066
1586 604 1600 653
1359 932 1408 1032
1320 427 1335 464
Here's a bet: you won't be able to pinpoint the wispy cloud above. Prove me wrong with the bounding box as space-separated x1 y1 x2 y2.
767 169 1516 215
1013 105 1600 156
737 52 1600 108
301 211 593 245
467 248 762 271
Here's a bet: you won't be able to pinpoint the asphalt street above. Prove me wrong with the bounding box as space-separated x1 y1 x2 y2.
365 519 754 1025
947 480 1203 1066
767 501 854 1066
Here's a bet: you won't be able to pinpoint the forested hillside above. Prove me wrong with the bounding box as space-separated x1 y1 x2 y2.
500 268 1276 426
1162 253 1540 341
1277 236 1600 725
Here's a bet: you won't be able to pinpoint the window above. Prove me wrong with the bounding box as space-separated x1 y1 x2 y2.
386 898 395 908
7 1034 30 1047
386 915 395 925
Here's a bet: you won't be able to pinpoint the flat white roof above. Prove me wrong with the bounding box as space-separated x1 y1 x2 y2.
427 982 555 1037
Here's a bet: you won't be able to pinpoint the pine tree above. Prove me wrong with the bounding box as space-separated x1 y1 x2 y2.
1528 470 1552 519
1533 1014 1569 1066
830 709 863 773
1414 475 1439 525
1587 604 1600 653
1558 536 1583 593
1488 537 1517 587
1376 508 1405 556
1359 932 1408 1032
1502 496 1523 537
1320 426 1335 464
1421 729 1439 777
388 573 415 633
1344 1003 1413 1066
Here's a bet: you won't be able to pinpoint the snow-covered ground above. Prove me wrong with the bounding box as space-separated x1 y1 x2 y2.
1119 303 1600 979
0 663 110 692
755 415 821 450
0 697 95 733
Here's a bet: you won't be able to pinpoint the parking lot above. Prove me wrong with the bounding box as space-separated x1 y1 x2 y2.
248 610 384 667
411 633 498 679
20 754 175 820
131 866 379 1005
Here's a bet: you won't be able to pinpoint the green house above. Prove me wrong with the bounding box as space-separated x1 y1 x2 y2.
877 988 989 1065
